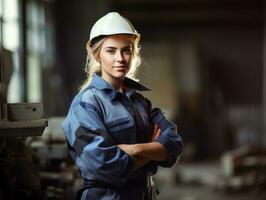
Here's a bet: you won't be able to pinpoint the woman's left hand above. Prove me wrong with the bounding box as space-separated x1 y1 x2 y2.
118 144 139 156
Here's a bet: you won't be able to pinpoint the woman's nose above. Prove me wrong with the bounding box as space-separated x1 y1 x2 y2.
116 52 124 62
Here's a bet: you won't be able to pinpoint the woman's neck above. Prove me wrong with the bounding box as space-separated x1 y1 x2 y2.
101 74 124 92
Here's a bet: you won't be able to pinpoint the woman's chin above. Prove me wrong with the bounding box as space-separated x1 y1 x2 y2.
113 71 128 79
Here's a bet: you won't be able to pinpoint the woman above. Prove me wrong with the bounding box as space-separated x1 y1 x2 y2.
62 12 183 200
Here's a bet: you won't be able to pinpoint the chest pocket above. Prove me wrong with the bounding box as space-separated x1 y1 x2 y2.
105 117 135 144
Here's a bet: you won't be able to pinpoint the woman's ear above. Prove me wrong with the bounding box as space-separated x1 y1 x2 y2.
93 53 100 63
96 57 100 63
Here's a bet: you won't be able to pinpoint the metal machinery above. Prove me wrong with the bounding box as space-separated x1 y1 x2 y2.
0 41 48 200
0 58 48 137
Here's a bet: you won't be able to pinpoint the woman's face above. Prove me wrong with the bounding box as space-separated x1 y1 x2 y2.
98 34 133 85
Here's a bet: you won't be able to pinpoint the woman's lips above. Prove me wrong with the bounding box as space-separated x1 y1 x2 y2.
114 66 127 70
114 65 127 68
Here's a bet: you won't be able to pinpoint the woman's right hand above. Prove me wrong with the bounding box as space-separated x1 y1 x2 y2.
151 124 161 142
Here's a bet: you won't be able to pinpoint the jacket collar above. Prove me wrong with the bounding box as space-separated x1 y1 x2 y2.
90 74 150 100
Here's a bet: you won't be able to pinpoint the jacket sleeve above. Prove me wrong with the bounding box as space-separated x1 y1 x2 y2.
146 98 183 168
62 100 135 187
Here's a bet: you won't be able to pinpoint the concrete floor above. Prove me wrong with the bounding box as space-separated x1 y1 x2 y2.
158 184 265 200
155 161 266 200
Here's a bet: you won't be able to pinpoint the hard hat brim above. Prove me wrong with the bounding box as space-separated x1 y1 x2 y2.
89 33 140 47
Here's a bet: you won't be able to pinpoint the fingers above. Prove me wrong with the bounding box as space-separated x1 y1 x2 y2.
152 124 161 141
153 124 158 133
155 128 161 140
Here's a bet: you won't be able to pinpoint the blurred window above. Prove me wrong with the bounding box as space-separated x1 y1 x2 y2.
0 0 51 103
1 0 22 103
26 0 45 102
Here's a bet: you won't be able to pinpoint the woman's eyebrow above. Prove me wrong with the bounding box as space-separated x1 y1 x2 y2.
122 45 132 49
105 45 131 49
104 46 117 49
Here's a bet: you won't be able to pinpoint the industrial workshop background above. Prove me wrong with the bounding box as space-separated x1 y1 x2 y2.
0 0 265 200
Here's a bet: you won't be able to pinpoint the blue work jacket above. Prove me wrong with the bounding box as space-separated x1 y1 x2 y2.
62 74 183 200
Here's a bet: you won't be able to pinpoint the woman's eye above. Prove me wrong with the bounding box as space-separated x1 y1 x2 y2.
123 49 132 55
106 49 115 54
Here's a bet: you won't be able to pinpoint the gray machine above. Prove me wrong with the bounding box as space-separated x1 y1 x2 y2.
0 48 47 137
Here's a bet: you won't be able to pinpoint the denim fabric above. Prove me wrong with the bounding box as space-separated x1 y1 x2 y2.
62 74 183 199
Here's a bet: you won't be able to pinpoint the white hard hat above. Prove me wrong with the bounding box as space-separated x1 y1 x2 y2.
89 12 140 45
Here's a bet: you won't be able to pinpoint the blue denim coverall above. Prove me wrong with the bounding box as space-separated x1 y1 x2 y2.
62 74 183 200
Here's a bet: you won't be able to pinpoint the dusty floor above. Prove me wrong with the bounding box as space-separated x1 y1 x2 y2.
155 161 266 200
159 184 265 200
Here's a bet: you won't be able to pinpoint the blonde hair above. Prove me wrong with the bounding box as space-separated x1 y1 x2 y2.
80 35 141 90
